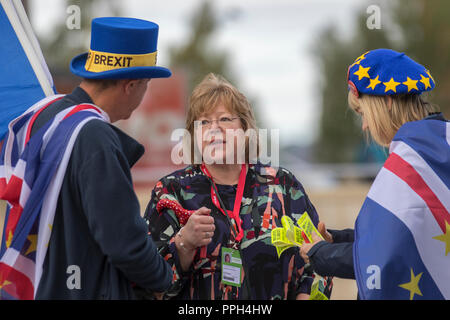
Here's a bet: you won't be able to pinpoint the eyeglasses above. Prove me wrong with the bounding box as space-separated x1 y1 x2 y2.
197 116 240 129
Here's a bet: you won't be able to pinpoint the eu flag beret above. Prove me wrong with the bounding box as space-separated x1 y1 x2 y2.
347 49 435 97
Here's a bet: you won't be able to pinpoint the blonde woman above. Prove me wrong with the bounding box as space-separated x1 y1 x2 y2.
300 49 449 300
140 73 321 300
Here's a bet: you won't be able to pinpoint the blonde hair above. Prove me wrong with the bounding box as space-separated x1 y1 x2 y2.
348 91 439 146
184 73 259 164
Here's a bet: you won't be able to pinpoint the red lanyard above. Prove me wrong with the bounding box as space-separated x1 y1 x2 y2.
200 164 247 242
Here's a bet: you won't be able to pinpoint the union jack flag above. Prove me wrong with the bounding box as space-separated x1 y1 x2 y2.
0 95 109 299
354 118 450 299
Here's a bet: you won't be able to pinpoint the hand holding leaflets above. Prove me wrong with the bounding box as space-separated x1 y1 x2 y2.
271 213 333 300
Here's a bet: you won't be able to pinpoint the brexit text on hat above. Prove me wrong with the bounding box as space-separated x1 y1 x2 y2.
84 49 157 73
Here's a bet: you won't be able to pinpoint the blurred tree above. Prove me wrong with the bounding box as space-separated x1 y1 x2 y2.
314 0 449 163
314 8 392 163
33 0 122 81
169 1 265 130
390 0 450 115
168 1 237 94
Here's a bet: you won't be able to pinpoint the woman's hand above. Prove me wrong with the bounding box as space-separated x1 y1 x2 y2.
175 207 215 272
180 207 215 249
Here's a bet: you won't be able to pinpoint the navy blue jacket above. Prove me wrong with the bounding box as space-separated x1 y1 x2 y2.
32 87 172 299
307 229 355 279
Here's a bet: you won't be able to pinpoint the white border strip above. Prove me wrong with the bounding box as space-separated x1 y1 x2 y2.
0 0 54 96
12 0 53 89
390 140 450 212
447 122 450 147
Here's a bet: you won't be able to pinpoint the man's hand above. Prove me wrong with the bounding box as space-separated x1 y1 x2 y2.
299 231 322 264
318 221 333 243
299 221 333 264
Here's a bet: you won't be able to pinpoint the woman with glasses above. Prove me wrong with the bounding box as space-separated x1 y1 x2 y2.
138 73 321 300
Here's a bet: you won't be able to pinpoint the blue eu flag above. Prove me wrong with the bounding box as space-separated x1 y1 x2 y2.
0 0 55 140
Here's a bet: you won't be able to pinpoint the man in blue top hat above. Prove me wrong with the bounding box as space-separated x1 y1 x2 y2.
28 17 174 299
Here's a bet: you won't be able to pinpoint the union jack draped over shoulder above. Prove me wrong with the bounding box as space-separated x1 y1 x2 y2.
0 95 109 299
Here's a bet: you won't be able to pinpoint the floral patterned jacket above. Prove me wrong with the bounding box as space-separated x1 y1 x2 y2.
142 163 320 300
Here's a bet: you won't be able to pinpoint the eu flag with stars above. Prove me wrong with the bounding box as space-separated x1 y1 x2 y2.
354 117 450 300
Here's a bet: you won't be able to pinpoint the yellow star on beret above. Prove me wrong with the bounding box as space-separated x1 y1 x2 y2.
384 78 400 93
354 65 371 81
402 77 419 92
350 51 370 68
367 75 381 90
420 74 431 89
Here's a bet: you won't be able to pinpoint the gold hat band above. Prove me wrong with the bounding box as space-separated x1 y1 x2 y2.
84 49 157 73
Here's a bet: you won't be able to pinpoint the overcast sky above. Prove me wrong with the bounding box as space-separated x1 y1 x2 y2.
29 0 367 147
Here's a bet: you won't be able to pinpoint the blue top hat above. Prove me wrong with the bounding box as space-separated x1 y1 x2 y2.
347 49 435 97
70 17 171 79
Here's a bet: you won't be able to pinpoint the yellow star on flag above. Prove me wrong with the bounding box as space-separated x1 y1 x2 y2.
6 230 13 248
0 279 12 290
433 221 450 256
354 65 371 81
367 75 381 90
398 268 423 300
402 77 419 92
25 234 38 256
420 74 431 89
383 77 400 93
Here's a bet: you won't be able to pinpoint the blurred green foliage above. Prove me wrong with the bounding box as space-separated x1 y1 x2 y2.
168 1 237 94
35 0 121 76
168 1 265 128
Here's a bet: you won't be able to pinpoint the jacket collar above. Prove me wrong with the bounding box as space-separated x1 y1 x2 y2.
66 86 94 105
71 86 145 167
425 112 446 121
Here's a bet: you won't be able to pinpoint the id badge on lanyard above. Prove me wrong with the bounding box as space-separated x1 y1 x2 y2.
221 247 243 287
